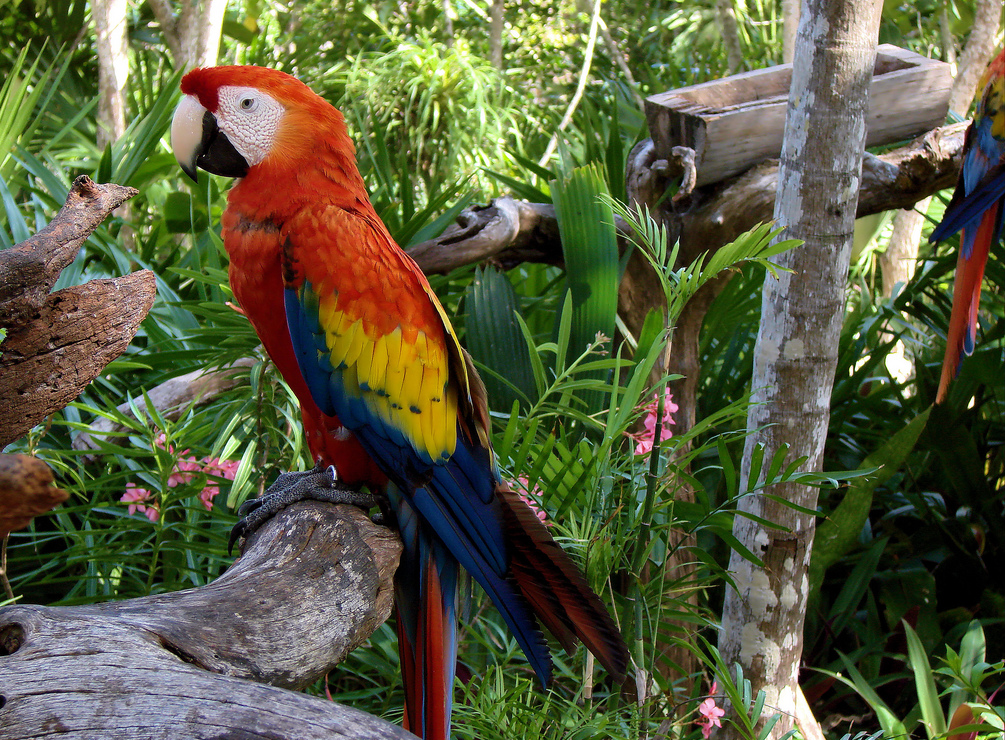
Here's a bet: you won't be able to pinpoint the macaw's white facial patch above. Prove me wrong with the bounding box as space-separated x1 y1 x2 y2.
215 86 285 168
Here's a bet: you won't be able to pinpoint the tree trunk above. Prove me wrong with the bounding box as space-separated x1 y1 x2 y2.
92 0 129 148
148 0 228 70
489 0 504 69
716 0 744 73
717 1 882 738
946 0 1002 116
881 207 928 298
781 0 798 63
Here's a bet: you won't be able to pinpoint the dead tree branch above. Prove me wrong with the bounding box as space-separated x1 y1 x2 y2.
405 123 965 282
0 176 154 448
0 500 407 739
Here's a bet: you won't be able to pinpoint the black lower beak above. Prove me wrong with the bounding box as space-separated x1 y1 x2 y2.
180 159 199 184
195 110 249 180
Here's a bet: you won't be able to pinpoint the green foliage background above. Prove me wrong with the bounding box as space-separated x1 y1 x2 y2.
1 0 1003 738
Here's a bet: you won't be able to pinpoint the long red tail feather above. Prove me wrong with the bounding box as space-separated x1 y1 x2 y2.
937 209 996 403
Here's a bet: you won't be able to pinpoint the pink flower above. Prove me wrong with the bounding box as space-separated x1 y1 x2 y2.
514 476 551 526
695 681 725 739
167 454 201 487
205 457 240 481
120 484 160 522
632 389 678 455
121 436 241 516
196 457 240 510
198 485 220 510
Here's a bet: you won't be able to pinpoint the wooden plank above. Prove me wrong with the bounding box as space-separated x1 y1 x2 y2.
646 45 952 187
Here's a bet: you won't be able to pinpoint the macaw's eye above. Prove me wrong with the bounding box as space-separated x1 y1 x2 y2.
240 97 256 111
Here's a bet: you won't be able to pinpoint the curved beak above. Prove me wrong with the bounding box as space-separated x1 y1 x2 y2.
171 95 208 183
171 94 249 183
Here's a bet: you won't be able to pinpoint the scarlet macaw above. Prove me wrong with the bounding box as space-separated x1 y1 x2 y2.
170 66 628 738
930 49 1005 403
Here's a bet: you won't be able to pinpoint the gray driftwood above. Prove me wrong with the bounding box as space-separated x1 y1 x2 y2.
0 501 408 739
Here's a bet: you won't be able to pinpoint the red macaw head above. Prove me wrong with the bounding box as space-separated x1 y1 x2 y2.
171 66 353 183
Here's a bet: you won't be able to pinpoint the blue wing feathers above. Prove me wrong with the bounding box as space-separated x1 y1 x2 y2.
930 173 1005 246
931 120 1005 247
285 285 334 411
409 482 552 684
284 279 552 684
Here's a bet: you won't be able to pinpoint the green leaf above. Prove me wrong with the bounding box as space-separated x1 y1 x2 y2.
0 43 66 183
826 536 886 638
227 440 259 509
551 164 619 414
163 191 209 233
903 620 946 738
949 621 986 720
831 655 909 738
465 266 537 411
810 406 931 599
222 18 258 44
109 69 184 187
0 174 29 245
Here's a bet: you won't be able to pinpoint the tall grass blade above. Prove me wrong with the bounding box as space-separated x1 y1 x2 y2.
904 620 947 739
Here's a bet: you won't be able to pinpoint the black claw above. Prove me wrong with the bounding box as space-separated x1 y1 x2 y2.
227 521 247 554
228 464 380 554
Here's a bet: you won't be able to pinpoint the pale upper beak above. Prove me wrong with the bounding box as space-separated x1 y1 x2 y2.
171 95 207 183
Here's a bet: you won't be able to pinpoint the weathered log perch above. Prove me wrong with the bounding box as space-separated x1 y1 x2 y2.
0 176 137 322
0 500 410 739
0 175 155 449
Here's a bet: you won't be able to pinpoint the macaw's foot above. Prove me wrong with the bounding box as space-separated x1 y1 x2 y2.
228 465 379 553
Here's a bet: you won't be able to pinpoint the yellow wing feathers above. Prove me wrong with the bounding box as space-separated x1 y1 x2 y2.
323 307 458 463
290 205 467 464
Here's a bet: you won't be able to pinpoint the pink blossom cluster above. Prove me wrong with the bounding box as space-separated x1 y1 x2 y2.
632 389 678 455
695 681 725 738
121 484 161 522
515 476 550 526
119 434 240 522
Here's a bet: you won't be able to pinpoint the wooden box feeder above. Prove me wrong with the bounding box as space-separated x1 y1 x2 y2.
645 44 952 188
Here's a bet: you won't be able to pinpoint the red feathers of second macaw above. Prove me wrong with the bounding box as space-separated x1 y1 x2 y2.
930 50 1005 403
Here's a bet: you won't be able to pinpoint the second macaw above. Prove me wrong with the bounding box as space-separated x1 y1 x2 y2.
171 66 628 739
930 49 1005 403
